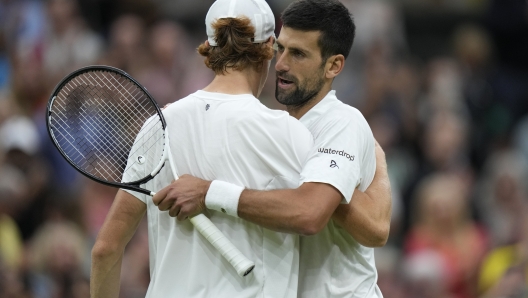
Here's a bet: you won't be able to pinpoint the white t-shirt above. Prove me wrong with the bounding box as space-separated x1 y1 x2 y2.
123 90 313 298
298 91 382 298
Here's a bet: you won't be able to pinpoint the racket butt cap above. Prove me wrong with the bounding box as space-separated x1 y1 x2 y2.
235 259 255 277
243 265 255 276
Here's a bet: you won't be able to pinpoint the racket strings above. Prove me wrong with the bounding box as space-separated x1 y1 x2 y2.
50 70 165 183
52 89 129 181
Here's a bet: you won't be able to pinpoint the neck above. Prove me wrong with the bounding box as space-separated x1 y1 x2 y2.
203 67 261 97
286 84 332 119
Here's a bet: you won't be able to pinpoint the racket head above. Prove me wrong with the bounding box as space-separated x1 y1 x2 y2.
46 65 167 194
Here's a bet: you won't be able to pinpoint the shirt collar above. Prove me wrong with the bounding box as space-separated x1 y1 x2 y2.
299 90 338 127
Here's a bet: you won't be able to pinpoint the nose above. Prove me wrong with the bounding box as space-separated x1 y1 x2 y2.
275 51 289 73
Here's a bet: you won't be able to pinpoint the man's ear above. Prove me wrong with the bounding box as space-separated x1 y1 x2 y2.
325 54 345 79
264 36 276 51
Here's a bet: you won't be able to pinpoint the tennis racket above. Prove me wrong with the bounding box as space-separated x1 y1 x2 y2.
46 65 255 277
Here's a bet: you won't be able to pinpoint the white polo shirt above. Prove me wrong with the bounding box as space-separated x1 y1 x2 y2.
298 91 382 298
123 90 313 298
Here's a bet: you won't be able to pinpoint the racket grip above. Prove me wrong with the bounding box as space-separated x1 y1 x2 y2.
190 214 255 277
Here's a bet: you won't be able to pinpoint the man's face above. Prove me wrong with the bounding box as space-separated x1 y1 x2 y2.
274 27 326 107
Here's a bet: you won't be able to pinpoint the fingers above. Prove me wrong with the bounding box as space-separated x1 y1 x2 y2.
177 206 191 221
169 204 181 218
158 199 176 211
165 200 196 221
152 183 172 206
151 176 208 220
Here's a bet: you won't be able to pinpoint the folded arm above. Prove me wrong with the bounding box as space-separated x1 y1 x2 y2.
90 190 146 298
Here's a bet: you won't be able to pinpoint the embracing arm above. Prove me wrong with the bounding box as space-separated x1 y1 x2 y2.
237 182 342 235
90 190 146 298
153 178 342 236
152 145 388 239
332 142 392 247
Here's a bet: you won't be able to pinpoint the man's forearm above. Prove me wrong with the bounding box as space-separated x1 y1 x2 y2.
237 182 342 235
332 142 392 247
153 176 342 234
90 190 146 298
90 250 123 298
238 188 313 235
332 189 391 247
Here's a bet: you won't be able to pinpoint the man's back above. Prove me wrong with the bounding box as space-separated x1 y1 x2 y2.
125 90 313 298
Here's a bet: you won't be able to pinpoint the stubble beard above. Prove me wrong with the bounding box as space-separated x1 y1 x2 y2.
275 70 325 109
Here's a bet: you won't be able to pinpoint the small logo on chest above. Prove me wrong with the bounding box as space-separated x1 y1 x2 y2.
205 104 210 111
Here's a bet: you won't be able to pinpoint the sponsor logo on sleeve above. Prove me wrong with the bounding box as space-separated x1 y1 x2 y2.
318 147 355 161
330 160 339 168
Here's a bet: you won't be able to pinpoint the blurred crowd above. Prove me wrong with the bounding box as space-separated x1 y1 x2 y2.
0 0 527 297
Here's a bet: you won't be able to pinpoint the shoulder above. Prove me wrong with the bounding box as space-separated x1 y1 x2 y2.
238 104 312 140
312 102 372 142
232 103 313 157
163 93 198 112
326 102 369 129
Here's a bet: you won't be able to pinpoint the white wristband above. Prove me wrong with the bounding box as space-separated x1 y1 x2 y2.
205 180 244 217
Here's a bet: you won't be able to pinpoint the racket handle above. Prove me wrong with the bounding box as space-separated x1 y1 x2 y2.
190 214 255 277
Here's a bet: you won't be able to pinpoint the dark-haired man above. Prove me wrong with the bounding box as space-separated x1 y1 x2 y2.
154 0 390 297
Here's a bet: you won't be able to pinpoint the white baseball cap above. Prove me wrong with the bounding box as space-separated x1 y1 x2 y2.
206 0 275 46
0 116 40 155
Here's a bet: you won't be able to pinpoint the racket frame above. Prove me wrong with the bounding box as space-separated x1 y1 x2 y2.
46 65 166 195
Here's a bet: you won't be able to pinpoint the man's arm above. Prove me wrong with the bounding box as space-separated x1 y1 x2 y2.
91 190 146 298
154 143 391 245
332 142 392 247
237 182 343 235
154 178 342 236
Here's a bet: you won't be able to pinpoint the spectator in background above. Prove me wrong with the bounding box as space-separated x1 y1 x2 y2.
478 202 528 298
98 14 150 77
0 164 25 271
338 0 408 108
0 114 50 240
139 20 193 105
476 149 528 247
27 220 90 298
452 24 498 170
42 0 103 87
402 249 453 298
404 173 487 298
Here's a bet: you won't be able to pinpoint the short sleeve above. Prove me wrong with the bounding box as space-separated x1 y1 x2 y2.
120 117 164 204
300 117 366 203
121 153 148 204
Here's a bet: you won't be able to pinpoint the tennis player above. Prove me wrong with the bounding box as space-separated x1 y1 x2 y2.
154 0 390 297
90 1 315 297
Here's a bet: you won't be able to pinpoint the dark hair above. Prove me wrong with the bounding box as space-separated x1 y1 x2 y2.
198 17 274 74
281 0 355 60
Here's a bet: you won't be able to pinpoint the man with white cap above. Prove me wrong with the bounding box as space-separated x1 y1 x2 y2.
90 0 313 297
